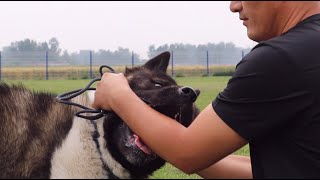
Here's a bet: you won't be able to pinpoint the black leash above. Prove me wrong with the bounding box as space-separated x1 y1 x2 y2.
56 65 116 120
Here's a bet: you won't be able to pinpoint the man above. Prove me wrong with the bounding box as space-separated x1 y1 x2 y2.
93 1 320 178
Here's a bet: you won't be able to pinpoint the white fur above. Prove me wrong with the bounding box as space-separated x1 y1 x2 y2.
87 90 95 104
50 91 130 179
50 116 107 178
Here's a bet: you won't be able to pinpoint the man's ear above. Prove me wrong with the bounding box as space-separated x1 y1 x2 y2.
144 51 171 72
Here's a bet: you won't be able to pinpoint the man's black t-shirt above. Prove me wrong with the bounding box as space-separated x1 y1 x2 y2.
212 14 320 178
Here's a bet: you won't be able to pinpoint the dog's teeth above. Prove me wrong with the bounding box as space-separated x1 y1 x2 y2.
174 113 180 120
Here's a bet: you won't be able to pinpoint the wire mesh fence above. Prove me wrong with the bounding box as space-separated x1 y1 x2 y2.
0 50 249 80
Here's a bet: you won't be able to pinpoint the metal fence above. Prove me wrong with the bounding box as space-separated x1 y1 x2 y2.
0 50 250 80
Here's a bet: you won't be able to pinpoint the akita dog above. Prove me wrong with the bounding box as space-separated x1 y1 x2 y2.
0 51 200 178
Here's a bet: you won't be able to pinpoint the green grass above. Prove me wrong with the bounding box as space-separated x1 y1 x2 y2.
3 76 249 179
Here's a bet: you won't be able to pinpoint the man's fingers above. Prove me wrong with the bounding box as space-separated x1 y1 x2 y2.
92 82 101 109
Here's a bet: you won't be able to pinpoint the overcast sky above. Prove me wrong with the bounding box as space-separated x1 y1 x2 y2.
0 1 256 58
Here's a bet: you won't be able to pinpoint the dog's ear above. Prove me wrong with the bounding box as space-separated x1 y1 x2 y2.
125 67 133 74
144 51 171 72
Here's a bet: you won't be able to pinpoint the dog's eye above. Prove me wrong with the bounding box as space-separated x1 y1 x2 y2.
154 83 162 88
151 80 163 88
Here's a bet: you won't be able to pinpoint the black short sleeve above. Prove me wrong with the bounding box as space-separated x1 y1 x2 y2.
212 14 320 178
212 44 311 143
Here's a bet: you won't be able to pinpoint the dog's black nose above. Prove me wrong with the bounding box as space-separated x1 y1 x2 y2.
179 86 200 102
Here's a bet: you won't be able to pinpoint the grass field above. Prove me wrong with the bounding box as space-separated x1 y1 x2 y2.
3 76 250 179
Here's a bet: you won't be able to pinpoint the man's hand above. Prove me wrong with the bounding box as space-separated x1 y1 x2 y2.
92 72 131 111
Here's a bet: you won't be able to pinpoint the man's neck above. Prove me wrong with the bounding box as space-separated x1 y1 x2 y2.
280 2 320 34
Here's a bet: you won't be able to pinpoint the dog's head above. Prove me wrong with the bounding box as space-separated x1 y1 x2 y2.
102 52 200 178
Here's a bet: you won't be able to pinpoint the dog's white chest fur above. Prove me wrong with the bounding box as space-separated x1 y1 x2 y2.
50 117 107 178
50 91 131 179
50 91 106 178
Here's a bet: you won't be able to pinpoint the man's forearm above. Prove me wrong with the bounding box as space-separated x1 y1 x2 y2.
196 155 252 179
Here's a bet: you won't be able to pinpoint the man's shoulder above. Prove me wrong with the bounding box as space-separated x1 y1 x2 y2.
259 14 320 54
248 20 320 65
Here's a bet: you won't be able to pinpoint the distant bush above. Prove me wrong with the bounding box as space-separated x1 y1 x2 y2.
80 73 89 80
175 73 185 78
212 71 234 76
211 66 235 76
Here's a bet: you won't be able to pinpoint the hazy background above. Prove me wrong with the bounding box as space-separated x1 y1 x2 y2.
0 1 256 59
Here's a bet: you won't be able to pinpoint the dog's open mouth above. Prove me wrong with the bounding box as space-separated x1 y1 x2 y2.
133 134 152 155
126 133 153 155
128 111 181 156
130 93 197 156
125 103 182 156
129 107 182 156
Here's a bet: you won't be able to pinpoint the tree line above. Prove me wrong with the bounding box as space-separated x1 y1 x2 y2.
1 38 252 66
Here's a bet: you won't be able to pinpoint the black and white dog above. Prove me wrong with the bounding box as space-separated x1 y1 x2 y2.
0 51 200 178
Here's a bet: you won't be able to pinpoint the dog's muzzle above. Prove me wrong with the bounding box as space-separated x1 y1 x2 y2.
179 86 200 102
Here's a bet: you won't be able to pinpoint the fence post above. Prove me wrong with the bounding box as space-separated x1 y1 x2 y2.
0 51 2 81
132 51 134 67
171 51 174 77
206 50 209 76
46 51 49 80
242 50 244 59
90 51 93 79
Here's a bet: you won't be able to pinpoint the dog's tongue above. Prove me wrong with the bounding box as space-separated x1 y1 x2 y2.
133 134 152 155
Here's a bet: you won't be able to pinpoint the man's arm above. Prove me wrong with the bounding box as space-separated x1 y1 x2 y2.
197 155 252 179
93 73 249 175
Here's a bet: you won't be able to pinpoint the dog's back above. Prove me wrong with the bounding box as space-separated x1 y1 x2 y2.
0 83 76 178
